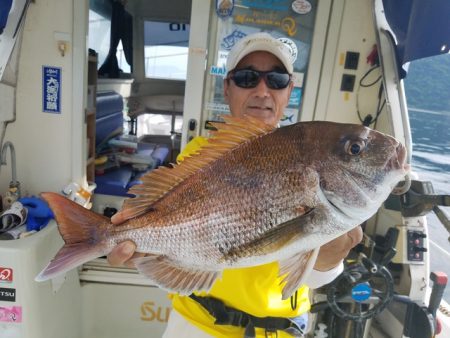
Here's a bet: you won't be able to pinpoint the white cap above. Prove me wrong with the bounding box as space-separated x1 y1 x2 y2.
226 32 295 75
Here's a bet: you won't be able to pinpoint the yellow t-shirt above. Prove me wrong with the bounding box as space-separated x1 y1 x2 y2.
172 136 311 338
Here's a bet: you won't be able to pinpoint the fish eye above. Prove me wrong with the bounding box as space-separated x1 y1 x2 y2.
345 139 366 156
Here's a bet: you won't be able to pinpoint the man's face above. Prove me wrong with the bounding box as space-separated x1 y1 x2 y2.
224 51 294 127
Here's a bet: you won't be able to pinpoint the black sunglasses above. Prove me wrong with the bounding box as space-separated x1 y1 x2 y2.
228 69 292 90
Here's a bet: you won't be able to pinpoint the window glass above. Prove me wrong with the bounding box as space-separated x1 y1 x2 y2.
404 54 450 303
144 21 190 80
137 113 183 137
202 0 319 126
88 5 131 73
88 9 111 67
116 40 131 73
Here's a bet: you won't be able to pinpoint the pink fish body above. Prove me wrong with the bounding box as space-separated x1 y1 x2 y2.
36 117 408 299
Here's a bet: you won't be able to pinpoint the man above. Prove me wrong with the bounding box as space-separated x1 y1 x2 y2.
108 33 363 337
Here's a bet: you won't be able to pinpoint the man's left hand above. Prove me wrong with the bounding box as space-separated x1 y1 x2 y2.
313 226 363 271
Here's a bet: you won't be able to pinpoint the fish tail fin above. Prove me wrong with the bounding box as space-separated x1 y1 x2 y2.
35 243 107 282
35 192 111 282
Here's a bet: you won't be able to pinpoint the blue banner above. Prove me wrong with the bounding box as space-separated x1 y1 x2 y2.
241 0 290 11
42 66 61 114
289 87 302 107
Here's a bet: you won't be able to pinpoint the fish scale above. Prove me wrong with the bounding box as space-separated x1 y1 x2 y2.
36 118 408 299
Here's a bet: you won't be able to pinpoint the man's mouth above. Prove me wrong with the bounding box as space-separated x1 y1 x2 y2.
247 105 273 112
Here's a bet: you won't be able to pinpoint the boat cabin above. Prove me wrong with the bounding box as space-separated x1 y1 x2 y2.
0 0 449 337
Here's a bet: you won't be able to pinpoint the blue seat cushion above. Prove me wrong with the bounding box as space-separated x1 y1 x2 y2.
96 111 124 147
151 146 170 166
96 91 124 119
94 166 134 197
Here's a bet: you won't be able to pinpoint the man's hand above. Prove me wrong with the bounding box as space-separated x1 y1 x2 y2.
107 240 141 267
314 226 363 271
111 211 127 225
107 214 145 267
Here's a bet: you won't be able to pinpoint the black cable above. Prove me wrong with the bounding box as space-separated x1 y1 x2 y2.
356 65 386 126
367 83 386 126
359 65 382 87
290 290 298 310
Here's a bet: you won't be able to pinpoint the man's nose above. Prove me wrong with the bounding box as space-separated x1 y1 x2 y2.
253 77 271 97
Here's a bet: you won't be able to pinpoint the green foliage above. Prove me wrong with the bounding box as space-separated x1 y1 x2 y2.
404 54 450 113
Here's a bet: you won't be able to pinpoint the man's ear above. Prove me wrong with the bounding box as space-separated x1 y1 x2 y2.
284 81 294 102
288 81 294 96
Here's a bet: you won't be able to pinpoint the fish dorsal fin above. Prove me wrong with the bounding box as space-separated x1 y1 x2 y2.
119 115 275 221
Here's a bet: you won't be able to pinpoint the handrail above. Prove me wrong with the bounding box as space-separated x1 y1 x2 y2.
1 141 17 184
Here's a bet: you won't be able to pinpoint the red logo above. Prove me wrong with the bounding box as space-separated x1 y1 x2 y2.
0 268 13 282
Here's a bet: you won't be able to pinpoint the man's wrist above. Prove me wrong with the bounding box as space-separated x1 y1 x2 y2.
306 261 344 289
314 261 342 272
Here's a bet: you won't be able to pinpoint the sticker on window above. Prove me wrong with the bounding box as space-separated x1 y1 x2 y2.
0 268 13 283
0 306 22 323
216 0 234 19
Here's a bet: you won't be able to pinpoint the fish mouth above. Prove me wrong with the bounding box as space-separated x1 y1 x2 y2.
387 143 409 173
385 144 411 194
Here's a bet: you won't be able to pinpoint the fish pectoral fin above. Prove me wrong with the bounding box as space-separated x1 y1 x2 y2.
278 248 319 300
223 209 317 262
133 255 220 295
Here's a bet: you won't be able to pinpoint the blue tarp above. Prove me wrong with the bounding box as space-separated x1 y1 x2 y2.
383 0 450 78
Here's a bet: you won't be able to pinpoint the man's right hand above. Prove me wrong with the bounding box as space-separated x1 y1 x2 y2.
107 241 143 268
107 212 145 267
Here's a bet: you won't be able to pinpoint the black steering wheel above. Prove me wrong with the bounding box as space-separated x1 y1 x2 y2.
326 255 394 321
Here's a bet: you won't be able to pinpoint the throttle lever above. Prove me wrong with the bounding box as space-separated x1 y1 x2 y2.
379 247 397 266
428 271 448 318
400 189 450 215
433 206 450 242
385 180 450 218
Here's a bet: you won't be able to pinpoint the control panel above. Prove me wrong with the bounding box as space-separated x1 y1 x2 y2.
392 225 428 265
407 230 427 262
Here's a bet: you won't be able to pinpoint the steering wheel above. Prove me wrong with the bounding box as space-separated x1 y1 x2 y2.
326 255 394 321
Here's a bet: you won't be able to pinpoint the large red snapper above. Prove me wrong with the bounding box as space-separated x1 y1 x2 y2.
36 116 408 299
